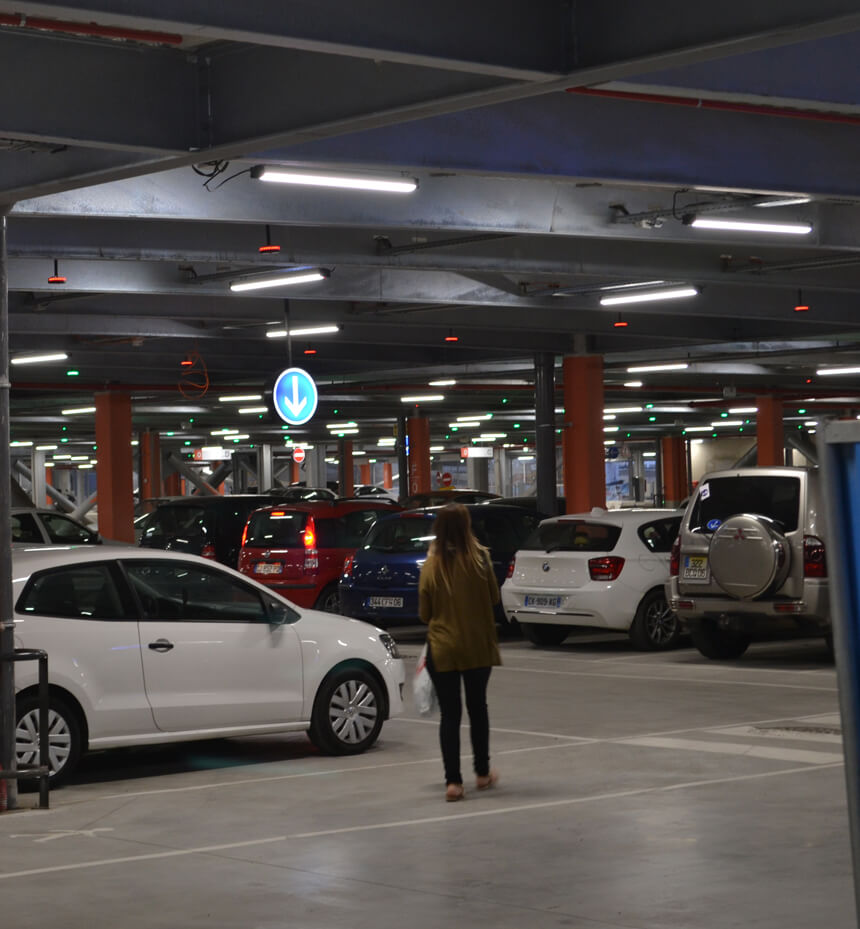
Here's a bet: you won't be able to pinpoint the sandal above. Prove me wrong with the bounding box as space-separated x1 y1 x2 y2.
476 770 498 791
445 783 465 802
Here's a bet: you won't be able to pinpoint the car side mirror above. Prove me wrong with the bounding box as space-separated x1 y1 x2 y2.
268 600 298 627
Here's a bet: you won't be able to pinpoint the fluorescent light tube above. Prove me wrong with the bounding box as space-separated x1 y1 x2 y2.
599 280 666 291
627 363 689 373
728 406 758 414
684 426 713 433
62 406 96 415
238 407 268 414
327 421 358 430
11 352 69 365
816 366 860 376
401 394 444 402
623 381 643 388
710 420 744 427
429 446 445 452
429 379 456 387
10 440 32 447
601 287 698 307
253 166 417 194
36 444 58 451
230 269 329 293
457 414 492 421
604 406 643 414
603 426 619 433
220 393 262 402
265 324 339 338
690 218 812 235
755 197 812 208
603 414 617 421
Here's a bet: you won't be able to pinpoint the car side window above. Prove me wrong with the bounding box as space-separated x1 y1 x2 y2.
638 517 682 553
17 564 127 619
124 560 268 623
341 509 385 547
41 513 98 544
12 512 44 544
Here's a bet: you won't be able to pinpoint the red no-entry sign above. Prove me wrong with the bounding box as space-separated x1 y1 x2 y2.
292 447 305 464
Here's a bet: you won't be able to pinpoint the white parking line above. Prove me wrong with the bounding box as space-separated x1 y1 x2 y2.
712 725 842 745
0 762 842 881
397 717 595 741
498 664 838 693
620 736 843 765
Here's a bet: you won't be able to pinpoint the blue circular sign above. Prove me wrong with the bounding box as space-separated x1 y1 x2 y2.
607 446 620 460
272 367 318 426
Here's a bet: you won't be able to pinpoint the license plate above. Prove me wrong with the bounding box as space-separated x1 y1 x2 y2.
524 595 563 609
254 562 283 576
682 555 709 580
368 596 403 609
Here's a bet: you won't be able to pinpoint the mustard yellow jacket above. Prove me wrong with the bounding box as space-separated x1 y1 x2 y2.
419 548 501 672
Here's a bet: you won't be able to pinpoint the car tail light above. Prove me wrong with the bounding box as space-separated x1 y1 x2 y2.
803 535 827 578
240 523 249 547
588 556 625 581
670 536 680 577
303 517 319 571
201 542 217 560
506 556 515 579
342 555 354 577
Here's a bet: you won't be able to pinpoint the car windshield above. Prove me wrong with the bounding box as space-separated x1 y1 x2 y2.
690 476 801 533
364 517 434 553
522 519 622 553
244 509 308 547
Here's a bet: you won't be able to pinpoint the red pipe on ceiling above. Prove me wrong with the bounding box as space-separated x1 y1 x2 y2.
0 12 182 45
567 86 860 128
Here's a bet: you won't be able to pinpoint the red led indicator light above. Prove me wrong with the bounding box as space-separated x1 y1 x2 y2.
258 244 281 253
47 276 66 284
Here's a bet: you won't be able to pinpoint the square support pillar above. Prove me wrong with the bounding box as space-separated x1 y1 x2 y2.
467 456 489 491
95 391 135 543
660 436 688 508
257 444 274 493
139 429 161 511
562 355 605 513
407 416 431 495
29 449 46 508
383 461 393 489
360 462 371 485
339 439 354 497
756 395 785 466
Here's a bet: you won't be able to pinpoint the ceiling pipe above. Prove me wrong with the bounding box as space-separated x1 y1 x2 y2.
0 12 182 45
567 86 860 128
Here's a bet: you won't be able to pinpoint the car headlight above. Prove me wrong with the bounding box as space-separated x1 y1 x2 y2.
378 633 401 659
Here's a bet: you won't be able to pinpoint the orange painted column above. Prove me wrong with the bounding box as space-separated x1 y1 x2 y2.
45 463 53 506
407 416 431 495
660 436 688 507
95 390 135 543
139 430 162 511
164 471 182 496
561 355 605 513
291 461 300 484
360 462 371 484
756 395 785 466
383 462 393 489
340 440 354 497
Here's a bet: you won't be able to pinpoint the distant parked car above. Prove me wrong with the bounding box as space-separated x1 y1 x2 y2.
502 508 683 650
266 485 338 502
12 546 405 786
238 499 401 611
338 504 544 627
12 507 102 546
138 495 283 568
352 485 399 501
482 495 566 516
402 489 501 508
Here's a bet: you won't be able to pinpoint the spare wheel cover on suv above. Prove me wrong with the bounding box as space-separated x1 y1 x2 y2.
708 514 790 600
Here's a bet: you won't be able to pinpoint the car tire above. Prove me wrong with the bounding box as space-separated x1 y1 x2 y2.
629 589 681 651
315 584 340 614
16 693 83 789
308 666 384 755
689 619 752 660
520 622 570 646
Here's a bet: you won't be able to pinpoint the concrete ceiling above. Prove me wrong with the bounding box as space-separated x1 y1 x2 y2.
3 1 860 459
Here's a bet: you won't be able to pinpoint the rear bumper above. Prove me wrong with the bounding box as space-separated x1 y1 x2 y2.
338 584 420 624
500 584 637 631
666 576 829 626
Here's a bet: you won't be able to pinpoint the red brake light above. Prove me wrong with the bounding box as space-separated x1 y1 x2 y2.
303 517 316 550
201 543 216 560
803 535 827 578
670 536 680 577
241 523 249 547
506 556 515 579
343 555 354 577
588 556 624 581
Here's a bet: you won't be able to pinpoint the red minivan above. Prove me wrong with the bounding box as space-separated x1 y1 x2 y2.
238 499 400 611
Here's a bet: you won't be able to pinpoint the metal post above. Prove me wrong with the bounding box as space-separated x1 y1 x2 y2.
397 415 408 502
257 444 274 491
0 209 17 810
534 352 556 516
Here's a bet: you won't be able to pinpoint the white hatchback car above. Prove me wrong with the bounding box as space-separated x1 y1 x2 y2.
11 547 405 786
502 508 683 649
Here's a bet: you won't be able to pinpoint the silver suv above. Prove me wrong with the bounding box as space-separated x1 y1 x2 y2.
666 466 828 659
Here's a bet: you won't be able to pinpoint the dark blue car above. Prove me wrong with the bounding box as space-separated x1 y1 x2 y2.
338 504 544 627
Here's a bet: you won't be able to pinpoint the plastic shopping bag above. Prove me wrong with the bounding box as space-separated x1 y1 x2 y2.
413 643 438 716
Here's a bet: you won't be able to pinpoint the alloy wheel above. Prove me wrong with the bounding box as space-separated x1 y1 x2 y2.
328 679 378 744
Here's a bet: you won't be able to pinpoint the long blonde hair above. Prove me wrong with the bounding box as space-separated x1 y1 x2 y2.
428 503 488 592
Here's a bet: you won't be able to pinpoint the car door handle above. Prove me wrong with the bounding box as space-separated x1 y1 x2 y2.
148 638 174 652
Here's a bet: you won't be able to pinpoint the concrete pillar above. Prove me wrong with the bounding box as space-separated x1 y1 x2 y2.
30 448 46 508
383 461 393 489
561 355 605 513
45 459 54 506
305 446 327 489
756 395 785 466
535 352 557 516
360 462 371 484
466 456 489 491
139 429 161 510
164 471 182 496
339 439 354 497
660 436 688 508
95 390 135 543
407 416 431 495
257 444 274 492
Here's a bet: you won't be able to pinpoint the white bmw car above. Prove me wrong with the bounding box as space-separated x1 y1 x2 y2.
502 508 683 650
11 546 405 786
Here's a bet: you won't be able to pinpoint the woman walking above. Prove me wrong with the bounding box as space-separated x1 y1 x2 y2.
419 503 501 801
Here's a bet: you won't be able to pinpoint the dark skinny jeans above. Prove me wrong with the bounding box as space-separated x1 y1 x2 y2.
426 645 492 785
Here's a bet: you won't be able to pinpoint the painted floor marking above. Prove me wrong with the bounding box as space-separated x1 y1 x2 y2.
0 762 842 881
711 725 842 745
620 736 843 765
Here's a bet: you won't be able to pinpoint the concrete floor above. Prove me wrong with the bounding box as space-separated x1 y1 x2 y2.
0 630 854 929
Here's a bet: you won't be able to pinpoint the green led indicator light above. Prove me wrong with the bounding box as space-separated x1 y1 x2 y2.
626 433 631 438
281 425 289 430
502 398 508 404
66 369 79 377
333 409 339 414
61 426 67 432
797 424 803 430
739 427 744 432
451 426 458 432
745 419 751 424
514 424 521 429
167 431 174 436
189 418 194 424
797 408 806 414
720 412 728 418
184 440 191 446
61 437 68 443
645 403 654 409
648 416 656 422
712 432 717 438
